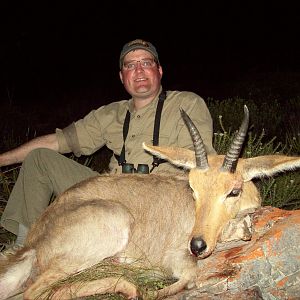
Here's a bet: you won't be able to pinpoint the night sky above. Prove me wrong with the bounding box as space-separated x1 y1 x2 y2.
1 1 299 108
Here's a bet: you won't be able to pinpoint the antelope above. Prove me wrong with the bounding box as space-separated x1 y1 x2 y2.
1 105 300 300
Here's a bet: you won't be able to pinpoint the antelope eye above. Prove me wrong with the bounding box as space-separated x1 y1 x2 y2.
228 188 241 197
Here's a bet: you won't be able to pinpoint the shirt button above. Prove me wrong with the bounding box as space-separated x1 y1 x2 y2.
137 115 141 119
131 134 135 138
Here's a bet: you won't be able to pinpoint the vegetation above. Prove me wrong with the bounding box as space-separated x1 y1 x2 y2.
37 258 176 300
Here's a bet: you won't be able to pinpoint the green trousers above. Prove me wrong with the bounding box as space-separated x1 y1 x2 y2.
0 148 98 235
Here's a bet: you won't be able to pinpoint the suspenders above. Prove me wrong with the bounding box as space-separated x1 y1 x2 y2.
116 90 167 173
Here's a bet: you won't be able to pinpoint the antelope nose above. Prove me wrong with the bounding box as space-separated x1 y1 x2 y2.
190 236 207 256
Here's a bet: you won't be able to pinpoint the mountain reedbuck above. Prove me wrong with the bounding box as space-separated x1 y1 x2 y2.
1 105 300 299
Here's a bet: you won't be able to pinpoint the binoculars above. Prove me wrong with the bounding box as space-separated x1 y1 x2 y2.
122 163 150 174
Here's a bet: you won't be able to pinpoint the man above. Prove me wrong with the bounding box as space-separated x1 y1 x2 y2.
0 39 216 255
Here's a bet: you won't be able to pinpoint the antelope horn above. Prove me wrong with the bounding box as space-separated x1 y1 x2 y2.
221 105 249 172
180 108 209 170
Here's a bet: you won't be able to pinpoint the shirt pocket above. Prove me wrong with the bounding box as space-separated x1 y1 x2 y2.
106 133 124 154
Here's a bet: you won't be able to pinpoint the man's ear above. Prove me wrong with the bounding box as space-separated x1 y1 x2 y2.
119 71 124 84
158 65 163 79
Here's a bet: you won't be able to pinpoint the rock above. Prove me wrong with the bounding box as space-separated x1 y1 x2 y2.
169 206 300 299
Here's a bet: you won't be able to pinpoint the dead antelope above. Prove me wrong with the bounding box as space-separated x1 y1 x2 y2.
1 105 300 300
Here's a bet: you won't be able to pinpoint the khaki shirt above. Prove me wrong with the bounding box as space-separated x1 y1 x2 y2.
56 88 216 174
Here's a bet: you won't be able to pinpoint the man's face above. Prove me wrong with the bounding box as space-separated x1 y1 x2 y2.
119 49 163 99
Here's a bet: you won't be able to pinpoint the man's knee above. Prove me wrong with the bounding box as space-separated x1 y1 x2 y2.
24 148 60 165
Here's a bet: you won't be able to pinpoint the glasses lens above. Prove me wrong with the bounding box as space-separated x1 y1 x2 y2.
123 59 155 70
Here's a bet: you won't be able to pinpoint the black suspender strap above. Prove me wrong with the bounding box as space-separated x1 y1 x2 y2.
153 90 166 146
116 90 167 171
118 110 131 165
150 90 166 172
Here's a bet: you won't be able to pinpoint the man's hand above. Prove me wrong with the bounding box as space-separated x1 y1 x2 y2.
0 134 59 167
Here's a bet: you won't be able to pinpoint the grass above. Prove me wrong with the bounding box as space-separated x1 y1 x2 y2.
37 258 176 300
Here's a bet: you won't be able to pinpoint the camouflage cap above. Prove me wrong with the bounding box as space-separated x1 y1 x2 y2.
119 39 159 69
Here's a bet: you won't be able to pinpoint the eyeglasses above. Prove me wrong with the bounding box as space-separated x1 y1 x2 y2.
123 59 156 71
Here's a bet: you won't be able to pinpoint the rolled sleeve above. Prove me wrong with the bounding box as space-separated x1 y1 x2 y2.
56 128 72 154
55 109 107 157
55 101 128 157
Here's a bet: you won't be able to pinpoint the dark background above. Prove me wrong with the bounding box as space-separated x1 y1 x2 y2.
1 1 299 113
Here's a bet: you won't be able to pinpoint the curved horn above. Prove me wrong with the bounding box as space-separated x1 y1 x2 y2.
180 108 209 170
221 105 249 172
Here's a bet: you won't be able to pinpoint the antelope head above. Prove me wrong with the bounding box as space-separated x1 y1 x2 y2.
144 105 300 259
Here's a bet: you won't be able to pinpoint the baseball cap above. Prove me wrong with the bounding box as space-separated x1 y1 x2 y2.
119 39 160 69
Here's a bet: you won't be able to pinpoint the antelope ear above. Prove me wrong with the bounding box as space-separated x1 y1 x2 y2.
143 143 196 169
242 155 300 181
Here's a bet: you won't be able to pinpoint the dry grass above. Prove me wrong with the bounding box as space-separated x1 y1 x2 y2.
38 258 176 299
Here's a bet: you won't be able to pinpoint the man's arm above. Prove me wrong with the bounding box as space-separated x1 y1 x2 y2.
0 133 59 167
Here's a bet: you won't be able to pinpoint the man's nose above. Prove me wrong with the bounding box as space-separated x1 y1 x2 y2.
135 62 144 71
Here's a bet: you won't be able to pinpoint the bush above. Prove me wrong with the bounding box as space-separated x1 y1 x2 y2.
207 97 300 144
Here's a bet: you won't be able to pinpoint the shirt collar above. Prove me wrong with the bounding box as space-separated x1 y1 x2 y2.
127 86 163 114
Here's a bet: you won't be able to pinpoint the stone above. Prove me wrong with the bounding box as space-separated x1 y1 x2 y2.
169 206 300 299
